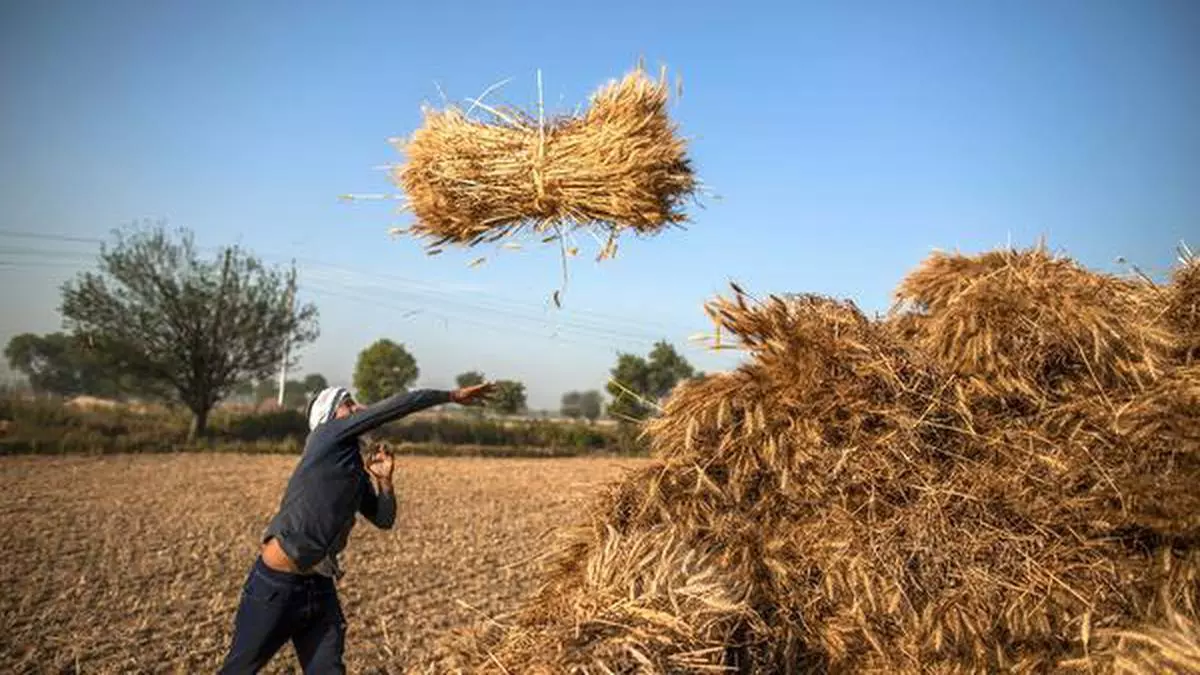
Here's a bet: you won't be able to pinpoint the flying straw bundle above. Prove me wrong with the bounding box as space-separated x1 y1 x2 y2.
392 68 696 255
434 246 1199 674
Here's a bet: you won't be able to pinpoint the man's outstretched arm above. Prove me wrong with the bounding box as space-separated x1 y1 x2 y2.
328 390 449 444
326 383 495 444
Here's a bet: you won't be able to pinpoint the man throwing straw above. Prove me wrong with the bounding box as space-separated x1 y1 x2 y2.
219 382 493 673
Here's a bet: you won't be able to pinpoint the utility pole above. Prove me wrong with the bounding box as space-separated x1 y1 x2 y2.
276 264 296 407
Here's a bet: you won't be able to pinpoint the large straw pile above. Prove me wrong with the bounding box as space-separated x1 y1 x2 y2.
392 68 696 253
434 246 1199 674
1089 606 1200 674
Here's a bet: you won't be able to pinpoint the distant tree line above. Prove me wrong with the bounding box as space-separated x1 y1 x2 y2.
5 223 703 440
5 333 329 411
6 223 316 439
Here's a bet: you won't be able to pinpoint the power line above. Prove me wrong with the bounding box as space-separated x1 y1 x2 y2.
0 229 708 348
0 228 687 335
304 281 659 350
0 246 663 351
0 248 662 346
0 260 90 269
300 268 665 344
275 252 684 336
0 245 97 258
0 230 104 245
303 286 639 351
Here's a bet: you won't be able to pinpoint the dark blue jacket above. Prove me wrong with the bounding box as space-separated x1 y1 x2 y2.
263 389 451 574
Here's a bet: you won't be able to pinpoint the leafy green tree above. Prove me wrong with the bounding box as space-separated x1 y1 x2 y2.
456 371 485 388
490 380 527 415
353 339 418 404
606 341 695 422
563 390 604 422
579 390 603 422
4 332 122 397
60 224 318 439
303 373 328 394
561 391 583 419
646 342 696 399
607 354 652 421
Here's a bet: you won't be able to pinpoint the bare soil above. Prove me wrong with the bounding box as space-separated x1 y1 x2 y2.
0 454 642 673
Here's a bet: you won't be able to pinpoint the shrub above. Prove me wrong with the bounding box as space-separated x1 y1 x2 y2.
0 395 648 456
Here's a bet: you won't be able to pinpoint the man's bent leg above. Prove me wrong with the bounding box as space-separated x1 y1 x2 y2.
292 580 346 675
219 558 299 674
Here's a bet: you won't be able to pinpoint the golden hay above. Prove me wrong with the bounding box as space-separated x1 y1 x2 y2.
392 68 696 254
436 246 1199 674
1165 253 1200 364
1082 596 1200 675
893 246 1173 400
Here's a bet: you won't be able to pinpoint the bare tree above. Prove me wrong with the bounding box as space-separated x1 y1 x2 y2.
61 224 319 439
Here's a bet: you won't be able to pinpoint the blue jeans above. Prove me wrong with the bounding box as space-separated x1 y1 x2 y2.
219 556 346 674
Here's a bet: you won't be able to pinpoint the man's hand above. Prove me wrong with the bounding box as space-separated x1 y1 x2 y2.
366 444 395 483
451 382 495 406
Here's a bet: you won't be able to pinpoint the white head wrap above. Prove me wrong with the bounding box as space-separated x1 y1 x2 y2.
307 386 350 431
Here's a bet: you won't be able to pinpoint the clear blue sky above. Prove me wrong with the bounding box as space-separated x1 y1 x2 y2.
1 0 1196 409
